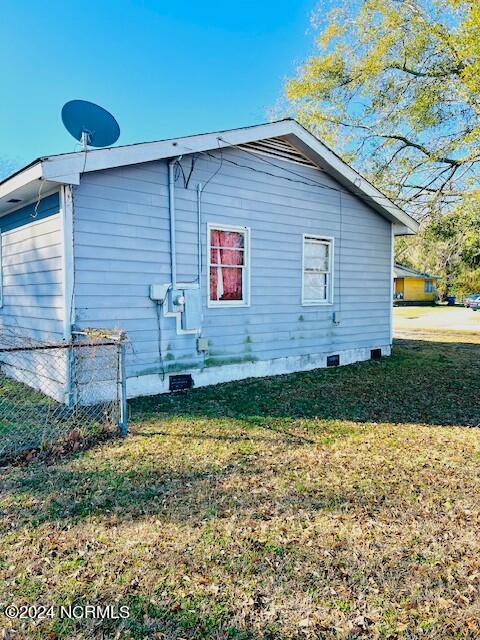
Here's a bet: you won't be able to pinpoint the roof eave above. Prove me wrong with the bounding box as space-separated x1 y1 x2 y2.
0 119 420 232
0 162 42 198
0 160 79 217
394 264 440 279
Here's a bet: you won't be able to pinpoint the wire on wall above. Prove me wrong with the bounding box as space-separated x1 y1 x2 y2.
155 302 166 381
171 145 225 290
218 136 343 194
31 146 89 220
216 135 416 211
31 180 45 218
27 133 415 225
202 141 224 191
154 285 171 382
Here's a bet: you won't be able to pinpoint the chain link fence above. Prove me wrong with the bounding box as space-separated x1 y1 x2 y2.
0 327 127 463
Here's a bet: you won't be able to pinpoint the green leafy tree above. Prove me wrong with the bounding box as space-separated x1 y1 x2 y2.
286 0 480 214
397 196 480 296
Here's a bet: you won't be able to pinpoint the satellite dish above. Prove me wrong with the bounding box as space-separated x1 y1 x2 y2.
61 100 120 149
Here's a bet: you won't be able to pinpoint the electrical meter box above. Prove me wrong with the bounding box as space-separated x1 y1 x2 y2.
182 288 202 331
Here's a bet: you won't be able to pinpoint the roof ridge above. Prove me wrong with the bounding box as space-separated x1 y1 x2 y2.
0 119 419 234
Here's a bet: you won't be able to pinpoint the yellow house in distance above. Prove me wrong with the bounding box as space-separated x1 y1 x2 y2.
394 264 439 304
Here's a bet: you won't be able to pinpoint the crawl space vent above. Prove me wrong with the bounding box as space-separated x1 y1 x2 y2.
326 354 340 367
169 374 193 392
370 348 382 360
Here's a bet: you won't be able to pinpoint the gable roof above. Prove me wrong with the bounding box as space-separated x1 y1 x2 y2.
394 263 439 279
0 119 419 234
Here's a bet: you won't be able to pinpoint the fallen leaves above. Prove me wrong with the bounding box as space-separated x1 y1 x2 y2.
1 341 479 638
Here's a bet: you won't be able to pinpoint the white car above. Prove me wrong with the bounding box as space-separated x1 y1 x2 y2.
464 293 480 308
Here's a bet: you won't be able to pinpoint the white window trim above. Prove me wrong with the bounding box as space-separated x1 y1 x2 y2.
207 222 251 308
301 234 334 306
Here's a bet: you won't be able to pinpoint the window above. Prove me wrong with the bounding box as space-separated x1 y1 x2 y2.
208 224 250 306
302 235 333 304
424 280 433 293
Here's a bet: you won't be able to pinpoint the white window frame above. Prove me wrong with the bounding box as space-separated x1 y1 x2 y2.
207 223 251 308
302 234 334 306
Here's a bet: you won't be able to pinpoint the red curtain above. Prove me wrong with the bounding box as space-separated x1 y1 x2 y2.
210 230 244 301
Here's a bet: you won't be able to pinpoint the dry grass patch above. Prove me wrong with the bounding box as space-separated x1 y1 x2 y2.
1 340 479 639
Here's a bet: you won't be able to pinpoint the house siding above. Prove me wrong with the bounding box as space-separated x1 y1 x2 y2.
72 148 392 394
0 193 63 340
396 277 436 303
0 193 66 401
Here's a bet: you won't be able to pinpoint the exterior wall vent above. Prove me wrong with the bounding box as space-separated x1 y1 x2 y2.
326 354 340 367
238 137 319 169
370 348 382 360
169 374 193 392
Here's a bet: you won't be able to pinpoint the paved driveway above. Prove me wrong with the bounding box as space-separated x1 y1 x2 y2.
393 305 480 342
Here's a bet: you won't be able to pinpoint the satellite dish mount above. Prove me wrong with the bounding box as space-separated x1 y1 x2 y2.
80 130 91 150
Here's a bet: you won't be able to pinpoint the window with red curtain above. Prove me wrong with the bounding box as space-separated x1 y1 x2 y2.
209 227 247 304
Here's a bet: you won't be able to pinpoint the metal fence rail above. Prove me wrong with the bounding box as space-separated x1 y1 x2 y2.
0 328 127 463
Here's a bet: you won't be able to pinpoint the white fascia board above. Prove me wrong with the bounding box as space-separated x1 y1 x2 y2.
41 119 417 233
40 121 295 180
0 162 79 216
0 163 42 200
46 172 81 185
3 119 418 233
392 223 416 236
0 162 78 217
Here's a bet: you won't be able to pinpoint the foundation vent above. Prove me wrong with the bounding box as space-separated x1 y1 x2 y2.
326 354 340 367
238 137 318 169
370 348 382 360
169 374 193 392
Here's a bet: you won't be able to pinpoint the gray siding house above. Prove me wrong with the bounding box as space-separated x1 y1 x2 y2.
0 120 418 400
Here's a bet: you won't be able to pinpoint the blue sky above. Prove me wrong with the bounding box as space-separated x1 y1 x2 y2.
0 0 319 176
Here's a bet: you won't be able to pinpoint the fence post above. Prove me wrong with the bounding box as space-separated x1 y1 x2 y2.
65 343 76 408
118 339 128 436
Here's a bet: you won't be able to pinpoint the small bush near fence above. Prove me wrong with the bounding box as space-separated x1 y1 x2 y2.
0 328 127 463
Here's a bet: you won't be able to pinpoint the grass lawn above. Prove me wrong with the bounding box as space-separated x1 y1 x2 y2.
1 337 480 639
